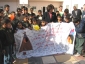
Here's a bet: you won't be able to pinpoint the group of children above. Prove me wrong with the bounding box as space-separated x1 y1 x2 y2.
0 4 85 64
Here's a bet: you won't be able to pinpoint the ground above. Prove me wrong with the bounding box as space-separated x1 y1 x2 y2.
14 54 85 64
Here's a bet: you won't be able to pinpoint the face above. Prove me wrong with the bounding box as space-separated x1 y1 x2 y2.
73 6 77 10
24 10 28 14
18 23 23 29
0 11 4 17
64 12 67 16
23 17 28 22
59 7 62 11
56 12 59 14
22 8 25 14
33 21 37 25
5 7 9 12
57 17 61 21
6 22 11 28
74 22 79 25
17 10 22 14
83 5 85 10
65 18 69 23
38 11 42 15
30 9 33 13
41 21 46 26
49 9 53 13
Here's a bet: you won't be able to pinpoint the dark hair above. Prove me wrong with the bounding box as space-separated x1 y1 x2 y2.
22 15 28 20
2 18 11 24
4 4 10 8
17 8 21 12
32 17 37 22
65 16 70 20
38 10 42 13
0 9 3 13
21 6 26 9
73 18 80 23
11 11 15 14
64 9 69 14
56 11 59 12
47 4 54 12
24 7 28 11
59 5 63 8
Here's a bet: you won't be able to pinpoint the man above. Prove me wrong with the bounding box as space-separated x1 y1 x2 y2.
72 6 82 21
36 10 43 21
30 8 36 17
59 5 63 17
4 4 10 17
82 4 85 21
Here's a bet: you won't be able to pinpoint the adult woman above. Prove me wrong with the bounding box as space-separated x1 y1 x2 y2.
42 4 56 23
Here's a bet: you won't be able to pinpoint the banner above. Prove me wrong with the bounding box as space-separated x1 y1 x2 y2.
14 22 76 59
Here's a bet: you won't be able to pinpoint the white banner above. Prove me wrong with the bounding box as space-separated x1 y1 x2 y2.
14 22 76 59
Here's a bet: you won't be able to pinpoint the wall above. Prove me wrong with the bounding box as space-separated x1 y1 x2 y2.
0 0 62 13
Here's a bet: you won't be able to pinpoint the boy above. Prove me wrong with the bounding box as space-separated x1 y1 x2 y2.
64 16 70 23
57 15 62 23
73 18 85 56
0 19 15 64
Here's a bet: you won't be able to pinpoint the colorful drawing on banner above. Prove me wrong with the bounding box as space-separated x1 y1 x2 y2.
67 35 74 44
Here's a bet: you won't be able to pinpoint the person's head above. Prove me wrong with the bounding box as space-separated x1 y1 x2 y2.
9 11 16 21
38 10 42 15
4 4 10 12
73 6 77 10
30 8 33 13
32 17 37 25
17 8 22 15
21 6 26 14
59 5 63 11
23 15 28 22
41 20 46 26
57 15 62 22
64 9 69 16
2 19 11 28
24 7 28 14
47 4 54 13
29 14 33 19
73 18 80 25
64 16 70 23
0 9 4 17
17 22 23 29
83 4 85 10
56 11 59 14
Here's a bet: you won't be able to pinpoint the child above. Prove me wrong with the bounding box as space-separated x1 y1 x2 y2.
64 16 70 23
73 18 85 56
41 20 46 26
22 15 30 28
16 22 25 31
57 15 62 23
0 19 15 64
32 18 40 30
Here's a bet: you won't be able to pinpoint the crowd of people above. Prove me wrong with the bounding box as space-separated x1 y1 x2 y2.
0 4 85 64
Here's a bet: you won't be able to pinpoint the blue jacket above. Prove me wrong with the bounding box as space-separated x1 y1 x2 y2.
75 20 85 38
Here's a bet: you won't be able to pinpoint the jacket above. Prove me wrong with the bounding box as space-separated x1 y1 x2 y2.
75 20 85 38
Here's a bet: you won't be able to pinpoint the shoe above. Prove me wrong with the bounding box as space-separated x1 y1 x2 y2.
74 53 81 57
